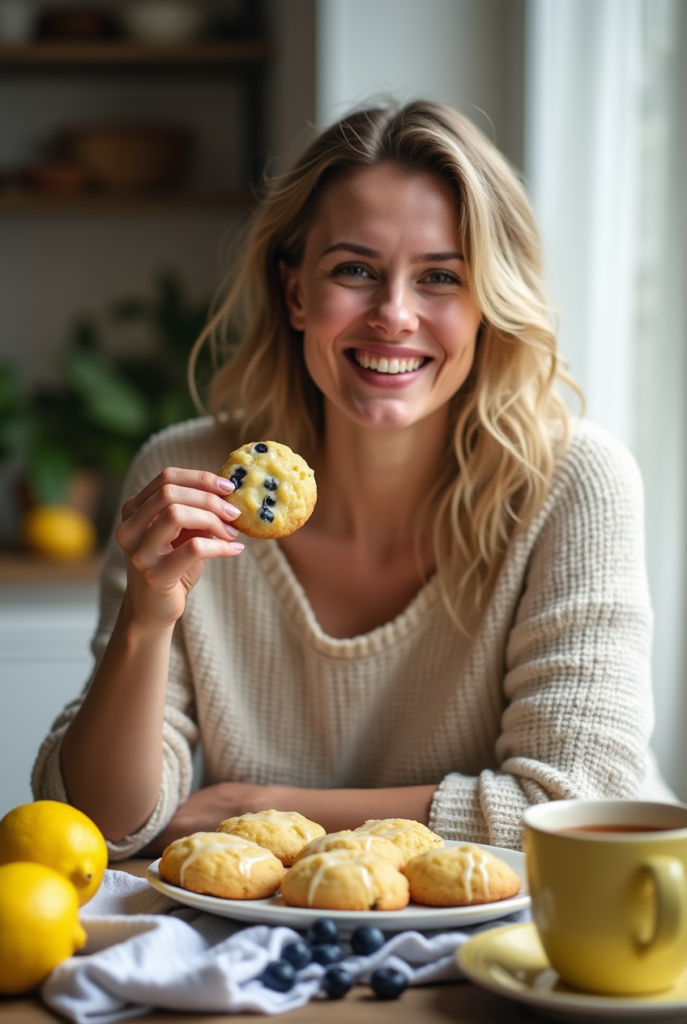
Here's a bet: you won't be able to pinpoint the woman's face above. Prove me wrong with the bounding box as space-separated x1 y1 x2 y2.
281 162 482 432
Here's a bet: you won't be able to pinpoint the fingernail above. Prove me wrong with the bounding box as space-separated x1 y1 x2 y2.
217 477 235 492
224 524 238 538
223 504 241 519
230 542 244 553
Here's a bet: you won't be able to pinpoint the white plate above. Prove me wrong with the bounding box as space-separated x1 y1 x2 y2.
146 841 529 933
458 922 687 1022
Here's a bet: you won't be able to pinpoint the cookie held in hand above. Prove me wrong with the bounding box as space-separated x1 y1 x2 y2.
219 441 316 539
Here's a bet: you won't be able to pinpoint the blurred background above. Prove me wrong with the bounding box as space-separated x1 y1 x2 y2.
1 0 685 813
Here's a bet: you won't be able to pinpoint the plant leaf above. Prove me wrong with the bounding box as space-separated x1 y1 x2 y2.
28 441 75 505
64 346 150 437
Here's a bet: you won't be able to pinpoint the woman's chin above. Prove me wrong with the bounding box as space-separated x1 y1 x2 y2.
347 396 428 431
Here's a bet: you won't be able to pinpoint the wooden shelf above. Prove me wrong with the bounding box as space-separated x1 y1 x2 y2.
0 39 270 69
0 552 103 585
0 189 254 213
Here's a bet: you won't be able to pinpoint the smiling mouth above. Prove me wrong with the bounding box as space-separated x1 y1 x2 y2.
349 349 429 375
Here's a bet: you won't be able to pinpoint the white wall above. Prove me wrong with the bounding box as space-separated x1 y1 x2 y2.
316 0 524 167
0 585 98 818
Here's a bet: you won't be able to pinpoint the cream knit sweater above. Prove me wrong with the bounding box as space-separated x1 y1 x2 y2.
32 417 653 858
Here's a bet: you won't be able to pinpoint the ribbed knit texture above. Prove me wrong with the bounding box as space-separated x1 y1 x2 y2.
32 417 653 858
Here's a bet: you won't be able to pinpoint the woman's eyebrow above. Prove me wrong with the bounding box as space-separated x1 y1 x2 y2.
321 242 378 258
418 250 465 262
320 242 465 261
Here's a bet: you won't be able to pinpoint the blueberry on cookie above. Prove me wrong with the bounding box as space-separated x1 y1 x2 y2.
219 441 317 539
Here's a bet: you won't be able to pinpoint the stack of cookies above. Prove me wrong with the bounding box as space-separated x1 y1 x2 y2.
158 810 521 910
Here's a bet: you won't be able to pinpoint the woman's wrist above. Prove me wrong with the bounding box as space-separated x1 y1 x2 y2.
119 587 179 640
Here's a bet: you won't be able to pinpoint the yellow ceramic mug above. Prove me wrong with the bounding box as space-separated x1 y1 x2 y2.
523 800 687 995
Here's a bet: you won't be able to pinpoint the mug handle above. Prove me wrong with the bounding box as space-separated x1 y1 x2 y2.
636 856 685 954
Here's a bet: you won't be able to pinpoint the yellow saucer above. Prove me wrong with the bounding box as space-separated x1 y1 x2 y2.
457 923 687 1022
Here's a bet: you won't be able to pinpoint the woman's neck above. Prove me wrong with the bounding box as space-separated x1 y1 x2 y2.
309 402 450 556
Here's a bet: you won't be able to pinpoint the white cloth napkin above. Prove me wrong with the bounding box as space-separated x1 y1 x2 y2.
42 868 530 1022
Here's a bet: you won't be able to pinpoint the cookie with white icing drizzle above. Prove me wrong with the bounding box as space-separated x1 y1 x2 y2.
353 818 444 865
216 809 325 867
281 849 409 911
159 831 285 899
404 844 521 906
293 829 404 871
219 441 316 539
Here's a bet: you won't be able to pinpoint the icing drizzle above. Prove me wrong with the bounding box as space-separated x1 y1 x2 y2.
177 832 274 888
225 810 321 842
304 850 377 908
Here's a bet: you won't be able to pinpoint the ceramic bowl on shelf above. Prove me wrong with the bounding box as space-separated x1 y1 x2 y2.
121 1 208 43
63 125 190 190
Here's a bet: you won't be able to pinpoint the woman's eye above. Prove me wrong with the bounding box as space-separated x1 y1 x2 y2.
423 269 461 286
334 263 371 279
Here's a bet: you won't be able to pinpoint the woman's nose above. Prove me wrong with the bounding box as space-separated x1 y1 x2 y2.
366 280 419 335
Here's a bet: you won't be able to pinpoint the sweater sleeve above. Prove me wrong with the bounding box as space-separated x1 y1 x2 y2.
31 427 202 860
429 428 654 849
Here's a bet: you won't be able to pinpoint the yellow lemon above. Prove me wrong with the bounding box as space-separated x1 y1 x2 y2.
0 862 86 995
0 801 108 906
22 504 96 560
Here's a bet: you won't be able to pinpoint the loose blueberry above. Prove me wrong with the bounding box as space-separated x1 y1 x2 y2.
261 959 296 992
264 476 279 491
370 967 408 1000
322 966 355 999
307 918 339 945
258 506 275 523
311 943 343 966
263 495 276 507
350 924 385 956
282 941 312 970
254 442 269 453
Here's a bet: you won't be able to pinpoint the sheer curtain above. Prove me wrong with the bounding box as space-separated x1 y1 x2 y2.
525 0 687 796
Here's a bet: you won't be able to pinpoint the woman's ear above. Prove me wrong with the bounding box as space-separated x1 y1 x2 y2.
279 260 306 331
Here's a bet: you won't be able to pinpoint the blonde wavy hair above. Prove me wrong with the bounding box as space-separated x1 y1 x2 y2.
190 99 580 629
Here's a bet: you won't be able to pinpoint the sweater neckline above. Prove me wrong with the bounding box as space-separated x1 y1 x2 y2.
248 538 442 659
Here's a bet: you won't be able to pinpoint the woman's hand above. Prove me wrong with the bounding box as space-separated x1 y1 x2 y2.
140 782 273 855
116 467 243 629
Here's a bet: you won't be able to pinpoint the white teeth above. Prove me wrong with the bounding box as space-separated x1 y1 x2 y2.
353 351 423 374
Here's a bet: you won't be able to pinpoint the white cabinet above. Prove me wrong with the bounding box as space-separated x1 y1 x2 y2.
0 583 98 817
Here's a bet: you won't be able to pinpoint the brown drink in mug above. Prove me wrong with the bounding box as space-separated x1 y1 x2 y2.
523 799 687 995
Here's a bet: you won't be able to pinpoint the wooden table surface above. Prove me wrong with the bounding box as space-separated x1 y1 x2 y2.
0 860 539 1023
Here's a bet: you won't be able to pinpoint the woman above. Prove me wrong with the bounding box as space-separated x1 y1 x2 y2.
32 100 652 858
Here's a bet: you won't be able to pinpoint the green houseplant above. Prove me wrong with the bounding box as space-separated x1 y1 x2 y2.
10 270 216 548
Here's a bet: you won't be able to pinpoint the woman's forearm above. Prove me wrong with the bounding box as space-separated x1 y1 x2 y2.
141 781 440 856
60 591 174 842
270 784 439 833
